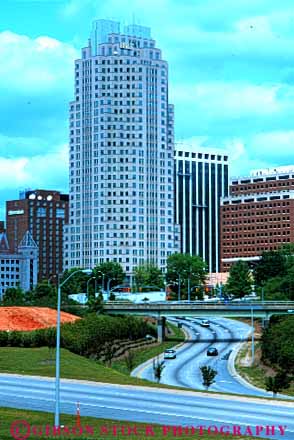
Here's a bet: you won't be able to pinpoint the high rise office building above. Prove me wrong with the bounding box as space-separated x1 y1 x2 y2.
174 144 229 273
65 19 180 275
220 166 294 271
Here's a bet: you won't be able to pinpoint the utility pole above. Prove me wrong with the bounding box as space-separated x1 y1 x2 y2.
107 278 115 300
251 307 255 366
55 268 92 427
187 275 191 302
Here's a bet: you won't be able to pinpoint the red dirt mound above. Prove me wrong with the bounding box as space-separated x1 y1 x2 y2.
0 307 80 331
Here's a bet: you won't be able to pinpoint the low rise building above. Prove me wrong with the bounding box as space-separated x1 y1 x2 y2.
0 230 38 299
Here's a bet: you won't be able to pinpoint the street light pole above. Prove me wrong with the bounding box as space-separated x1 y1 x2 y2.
107 278 114 300
187 275 191 302
55 268 92 427
178 273 181 301
219 283 223 299
251 307 255 366
86 277 96 300
96 271 105 294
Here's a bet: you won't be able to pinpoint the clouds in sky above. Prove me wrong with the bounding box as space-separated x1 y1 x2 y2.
1 0 294 217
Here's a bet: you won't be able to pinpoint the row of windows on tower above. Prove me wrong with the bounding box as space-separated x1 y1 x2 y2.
77 65 146 74
223 236 291 246
223 211 290 218
223 223 291 232
176 152 228 161
70 224 174 233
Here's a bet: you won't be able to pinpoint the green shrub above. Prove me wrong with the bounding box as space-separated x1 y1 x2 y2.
21 332 35 347
8 331 23 347
0 331 9 346
0 314 154 361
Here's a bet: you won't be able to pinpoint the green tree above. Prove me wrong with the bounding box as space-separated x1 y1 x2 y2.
153 357 165 383
225 260 252 298
166 253 207 298
254 250 287 287
134 262 164 290
279 243 294 269
124 350 136 373
262 266 294 301
59 268 91 296
200 365 217 390
261 316 294 374
262 276 289 301
2 286 25 305
265 371 291 397
30 281 57 306
87 296 103 313
93 262 125 291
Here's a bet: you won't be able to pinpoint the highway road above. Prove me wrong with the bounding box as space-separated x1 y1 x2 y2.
0 374 293 440
132 317 284 398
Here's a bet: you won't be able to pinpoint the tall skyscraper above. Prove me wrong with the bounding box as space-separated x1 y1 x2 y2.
174 144 229 273
6 190 69 282
65 19 180 276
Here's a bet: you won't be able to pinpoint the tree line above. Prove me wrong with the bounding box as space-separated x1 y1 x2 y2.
2 244 294 304
224 243 294 300
1 253 208 305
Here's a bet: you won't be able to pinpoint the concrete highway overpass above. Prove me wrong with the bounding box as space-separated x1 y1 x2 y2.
103 301 294 341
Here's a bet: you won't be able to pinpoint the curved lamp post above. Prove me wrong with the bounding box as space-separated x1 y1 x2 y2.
107 277 115 300
86 276 96 300
96 270 105 295
55 268 92 427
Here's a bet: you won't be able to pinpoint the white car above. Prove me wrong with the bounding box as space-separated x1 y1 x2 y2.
164 349 176 359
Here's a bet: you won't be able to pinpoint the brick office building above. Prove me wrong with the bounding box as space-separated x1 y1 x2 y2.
6 190 69 282
220 166 294 271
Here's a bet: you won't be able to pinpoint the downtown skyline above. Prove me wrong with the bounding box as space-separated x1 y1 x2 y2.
1 0 294 219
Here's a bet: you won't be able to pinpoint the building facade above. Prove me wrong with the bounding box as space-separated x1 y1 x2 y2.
174 144 229 272
65 19 180 275
6 190 69 282
220 166 294 271
0 231 38 298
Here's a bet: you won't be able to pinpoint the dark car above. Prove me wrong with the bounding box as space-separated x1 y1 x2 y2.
207 347 218 356
200 319 210 327
164 349 176 359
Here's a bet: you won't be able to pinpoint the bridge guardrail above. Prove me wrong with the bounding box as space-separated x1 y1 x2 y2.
104 300 294 306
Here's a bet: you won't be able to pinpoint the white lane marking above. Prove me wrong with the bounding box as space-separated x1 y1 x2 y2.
1 391 293 421
2 392 293 433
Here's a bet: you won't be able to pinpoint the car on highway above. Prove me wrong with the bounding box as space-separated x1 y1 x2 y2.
200 319 210 327
207 347 218 356
164 349 176 359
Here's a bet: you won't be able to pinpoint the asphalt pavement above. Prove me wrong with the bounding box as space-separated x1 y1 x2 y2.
132 317 288 398
0 374 293 440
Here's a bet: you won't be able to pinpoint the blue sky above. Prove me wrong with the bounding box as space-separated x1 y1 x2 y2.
1 0 294 218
